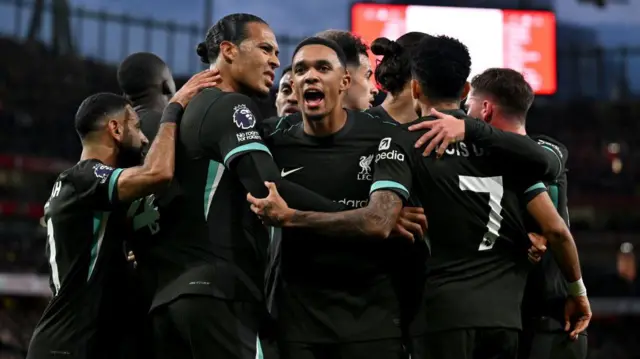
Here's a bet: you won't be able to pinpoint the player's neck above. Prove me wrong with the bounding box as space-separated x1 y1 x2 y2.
381 91 416 124
303 108 348 137
80 143 118 167
419 101 459 116
491 116 527 135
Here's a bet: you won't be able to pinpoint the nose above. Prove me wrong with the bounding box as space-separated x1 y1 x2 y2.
303 70 320 85
269 55 280 70
371 85 379 96
286 96 298 105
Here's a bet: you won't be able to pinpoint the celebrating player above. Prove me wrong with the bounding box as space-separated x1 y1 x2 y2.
464 68 588 358
275 65 299 116
316 30 378 110
27 70 216 359
248 35 587 359
368 32 429 124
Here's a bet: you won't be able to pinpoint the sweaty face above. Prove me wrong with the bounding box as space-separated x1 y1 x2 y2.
344 53 377 110
233 22 280 96
292 44 349 121
117 106 149 167
275 71 299 116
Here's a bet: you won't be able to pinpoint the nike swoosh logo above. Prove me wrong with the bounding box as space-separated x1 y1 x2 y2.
281 167 304 177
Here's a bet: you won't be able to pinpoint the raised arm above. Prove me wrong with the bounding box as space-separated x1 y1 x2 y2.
115 70 219 202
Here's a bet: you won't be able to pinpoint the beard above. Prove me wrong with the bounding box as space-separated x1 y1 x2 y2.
117 143 144 168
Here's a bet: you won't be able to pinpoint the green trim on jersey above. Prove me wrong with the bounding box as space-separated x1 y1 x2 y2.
548 184 559 209
108 168 124 203
223 143 272 166
525 182 546 193
204 160 225 219
87 212 109 281
370 180 410 197
255 336 264 359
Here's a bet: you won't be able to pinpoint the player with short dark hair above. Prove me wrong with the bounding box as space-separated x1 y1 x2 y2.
466 68 588 359
147 15 347 359
248 35 588 359
27 72 215 359
275 65 298 116
117 52 177 142
316 29 378 110
368 32 430 124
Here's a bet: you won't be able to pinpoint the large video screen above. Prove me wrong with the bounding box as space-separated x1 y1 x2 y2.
351 3 557 95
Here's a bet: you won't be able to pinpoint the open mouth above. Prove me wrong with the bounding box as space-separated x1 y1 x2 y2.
303 89 325 108
283 106 299 115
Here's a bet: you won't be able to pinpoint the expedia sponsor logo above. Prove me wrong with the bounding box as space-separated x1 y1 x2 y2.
537 139 563 159
339 198 369 208
375 150 405 163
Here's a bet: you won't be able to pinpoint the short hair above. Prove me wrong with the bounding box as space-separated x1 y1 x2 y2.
196 13 267 64
316 30 368 68
75 93 131 139
411 35 471 101
117 52 167 95
470 68 534 116
291 37 348 69
281 65 292 75
371 32 430 95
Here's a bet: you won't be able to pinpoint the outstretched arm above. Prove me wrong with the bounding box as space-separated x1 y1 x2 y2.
248 183 403 239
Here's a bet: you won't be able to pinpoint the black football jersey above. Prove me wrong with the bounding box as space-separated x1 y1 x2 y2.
370 110 547 333
265 110 414 342
522 135 570 321
150 88 278 308
28 160 131 359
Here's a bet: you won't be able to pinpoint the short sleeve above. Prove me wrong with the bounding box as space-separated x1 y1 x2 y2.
522 181 548 204
370 132 414 201
199 93 272 168
535 137 568 178
72 160 124 210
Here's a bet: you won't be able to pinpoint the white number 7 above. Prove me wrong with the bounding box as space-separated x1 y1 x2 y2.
459 176 504 251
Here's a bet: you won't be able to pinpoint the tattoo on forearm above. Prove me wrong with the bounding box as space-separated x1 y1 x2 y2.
289 190 402 238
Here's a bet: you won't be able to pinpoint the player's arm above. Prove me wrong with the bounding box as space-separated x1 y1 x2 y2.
249 135 413 239
525 187 583 286
199 94 343 212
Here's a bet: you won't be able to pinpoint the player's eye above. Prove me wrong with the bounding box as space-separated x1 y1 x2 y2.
319 65 331 72
294 67 305 75
281 88 292 95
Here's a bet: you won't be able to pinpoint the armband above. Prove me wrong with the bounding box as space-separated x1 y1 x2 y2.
160 103 185 124
568 278 587 297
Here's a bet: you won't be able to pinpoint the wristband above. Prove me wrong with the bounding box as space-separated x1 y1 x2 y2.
160 103 185 124
568 278 587 297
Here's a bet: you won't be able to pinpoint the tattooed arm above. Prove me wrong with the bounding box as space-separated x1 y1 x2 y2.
285 190 403 239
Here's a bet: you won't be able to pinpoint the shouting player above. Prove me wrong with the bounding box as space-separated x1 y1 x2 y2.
27 71 216 359
368 32 429 124
248 35 589 359
275 65 299 116
147 14 351 359
463 68 587 359
317 30 378 110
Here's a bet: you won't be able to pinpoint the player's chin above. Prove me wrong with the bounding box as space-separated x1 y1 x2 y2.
303 108 325 121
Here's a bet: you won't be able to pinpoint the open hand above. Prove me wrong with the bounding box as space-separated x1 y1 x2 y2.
409 108 465 157
564 295 592 340
247 182 294 227
171 69 221 108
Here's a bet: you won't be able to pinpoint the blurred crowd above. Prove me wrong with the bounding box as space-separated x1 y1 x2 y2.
0 32 639 358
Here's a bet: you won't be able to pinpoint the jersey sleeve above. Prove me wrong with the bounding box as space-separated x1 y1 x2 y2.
369 131 415 201
521 181 548 204
72 160 125 210
198 93 272 168
535 137 568 180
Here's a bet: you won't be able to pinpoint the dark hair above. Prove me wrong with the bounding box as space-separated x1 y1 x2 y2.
371 32 430 95
117 52 167 95
75 93 131 139
292 37 348 69
316 30 368 68
411 35 471 101
196 13 267 64
281 65 292 75
470 68 534 116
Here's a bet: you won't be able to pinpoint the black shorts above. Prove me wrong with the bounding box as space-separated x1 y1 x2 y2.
413 328 519 359
150 295 263 359
279 339 406 359
519 317 587 359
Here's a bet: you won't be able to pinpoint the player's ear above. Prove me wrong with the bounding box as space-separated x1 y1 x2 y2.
107 118 124 142
482 101 493 123
340 69 351 92
461 82 470 99
219 41 238 63
411 79 421 100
